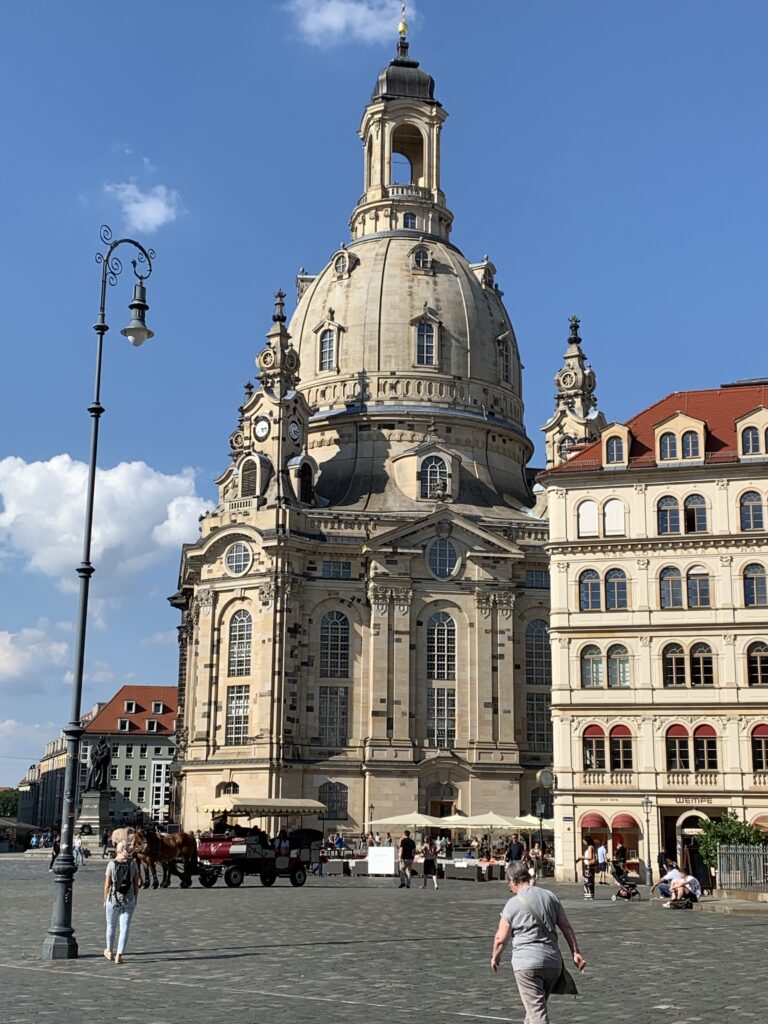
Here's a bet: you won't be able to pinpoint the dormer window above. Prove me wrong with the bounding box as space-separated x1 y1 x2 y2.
413 247 430 269
124 700 136 714
682 431 700 458
118 718 130 732
146 719 158 733
659 432 677 460
606 437 624 464
334 254 348 276
742 426 760 454
420 455 447 498
319 329 335 372
152 701 163 715
404 213 417 229
417 322 435 365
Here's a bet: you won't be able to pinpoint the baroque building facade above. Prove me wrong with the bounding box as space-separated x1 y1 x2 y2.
172 28 553 833
542 381 768 880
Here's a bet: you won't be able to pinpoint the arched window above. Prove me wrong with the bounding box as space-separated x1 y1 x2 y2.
420 455 447 498
215 781 239 797
417 322 435 365
666 724 690 770
606 436 624 463
740 491 764 532
582 725 606 770
605 568 628 610
687 566 711 608
500 341 512 384
659 567 683 609
427 538 458 578
690 643 714 687
603 498 626 536
299 463 313 504
413 246 430 269
427 687 456 748
682 431 700 459
742 426 760 455
320 611 350 678
684 494 707 533
525 619 551 685
579 569 601 611
403 212 417 229
662 643 686 687
319 781 348 820
228 610 252 677
693 724 718 770
747 642 768 686
427 612 456 680
577 500 599 537
751 724 768 770
660 432 677 460
319 328 335 372
609 725 633 770
240 459 258 498
580 644 603 688
607 644 630 688
744 563 768 607
657 496 680 535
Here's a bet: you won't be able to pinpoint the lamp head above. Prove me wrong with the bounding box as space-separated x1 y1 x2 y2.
120 279 155 347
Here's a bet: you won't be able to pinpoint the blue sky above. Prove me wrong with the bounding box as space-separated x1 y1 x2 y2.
2 0 767 785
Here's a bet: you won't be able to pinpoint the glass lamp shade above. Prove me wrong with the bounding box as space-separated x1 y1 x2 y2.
121 322 153 347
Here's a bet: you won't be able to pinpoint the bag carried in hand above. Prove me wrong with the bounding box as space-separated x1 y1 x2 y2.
113 860 133 902
552 962 579 995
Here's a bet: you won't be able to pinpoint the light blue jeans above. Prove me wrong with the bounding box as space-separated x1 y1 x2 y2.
105 898 135 955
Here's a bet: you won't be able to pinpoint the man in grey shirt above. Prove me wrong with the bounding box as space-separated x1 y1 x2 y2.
491 861 586 1024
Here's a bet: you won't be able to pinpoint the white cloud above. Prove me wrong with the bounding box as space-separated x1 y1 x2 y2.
0 455 213 595
0 626 69 685
285 0 416 46
103 182 183 233
143 630 177 647
0 720 58 781
63 660 114 686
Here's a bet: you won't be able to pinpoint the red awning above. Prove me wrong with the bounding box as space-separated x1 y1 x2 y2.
667 724 688 738
610 724 632 737
693 724 716 738
753 724 768 738
580 812 608 828
584 725 605 738
612 814 639 829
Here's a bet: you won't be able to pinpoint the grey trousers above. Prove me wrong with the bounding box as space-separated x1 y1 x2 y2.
513 965 562 1024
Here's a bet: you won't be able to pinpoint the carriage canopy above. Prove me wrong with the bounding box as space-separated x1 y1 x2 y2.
197 797 327 817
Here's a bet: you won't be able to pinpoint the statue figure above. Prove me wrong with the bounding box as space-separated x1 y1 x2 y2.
85 736 111 792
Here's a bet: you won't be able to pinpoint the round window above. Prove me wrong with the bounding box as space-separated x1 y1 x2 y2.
225 542 252 576
414 247 430 269
427 538 459 579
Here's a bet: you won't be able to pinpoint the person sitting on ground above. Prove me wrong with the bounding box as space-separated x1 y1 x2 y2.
650 862 683 900
668 872 702 905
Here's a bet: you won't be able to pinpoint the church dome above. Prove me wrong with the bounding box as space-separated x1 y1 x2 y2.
371 39 437 103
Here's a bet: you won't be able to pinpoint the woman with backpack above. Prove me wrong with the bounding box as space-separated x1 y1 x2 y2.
103 840 140 964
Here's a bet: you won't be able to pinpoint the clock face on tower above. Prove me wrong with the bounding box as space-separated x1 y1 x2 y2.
254 417 270 442
288 420 301 443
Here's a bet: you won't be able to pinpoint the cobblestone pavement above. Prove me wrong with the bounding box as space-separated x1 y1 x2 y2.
2 856 766 1024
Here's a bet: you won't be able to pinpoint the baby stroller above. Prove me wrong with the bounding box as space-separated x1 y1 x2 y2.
609 859 641 901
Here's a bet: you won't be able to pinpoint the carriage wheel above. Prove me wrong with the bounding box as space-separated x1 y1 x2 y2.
224 865 245 888
290 866 307 887
260 869 277 887
198 870 218 888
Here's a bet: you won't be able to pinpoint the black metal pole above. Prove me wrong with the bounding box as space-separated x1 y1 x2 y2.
42 226 154 960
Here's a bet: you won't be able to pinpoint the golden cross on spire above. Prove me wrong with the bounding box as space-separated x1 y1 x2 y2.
398 2 408 38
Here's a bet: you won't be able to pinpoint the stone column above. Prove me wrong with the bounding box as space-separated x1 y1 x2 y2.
366 582 391 742
390 586 413 743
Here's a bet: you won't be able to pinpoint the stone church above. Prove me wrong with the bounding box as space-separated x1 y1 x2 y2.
172 24 555 833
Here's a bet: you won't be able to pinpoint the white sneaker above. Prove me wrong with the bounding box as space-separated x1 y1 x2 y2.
662 901 671 908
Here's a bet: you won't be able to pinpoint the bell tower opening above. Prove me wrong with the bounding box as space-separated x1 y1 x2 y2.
391 124 423 185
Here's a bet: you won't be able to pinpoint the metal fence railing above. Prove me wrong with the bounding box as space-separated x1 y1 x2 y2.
717 844 768 891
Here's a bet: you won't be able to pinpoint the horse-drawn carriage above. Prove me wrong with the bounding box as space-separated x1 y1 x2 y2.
195 796 326 889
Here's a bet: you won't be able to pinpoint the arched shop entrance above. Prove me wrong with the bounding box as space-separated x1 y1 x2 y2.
579 812 608 854
661 808 712 864
611 813 641 874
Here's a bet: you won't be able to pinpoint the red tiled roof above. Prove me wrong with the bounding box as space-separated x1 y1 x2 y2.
84 685 177 736
549 383 768 473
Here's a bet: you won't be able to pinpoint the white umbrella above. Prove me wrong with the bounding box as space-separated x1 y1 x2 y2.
513 814 556 831
369 813 440 829
438 811 519 830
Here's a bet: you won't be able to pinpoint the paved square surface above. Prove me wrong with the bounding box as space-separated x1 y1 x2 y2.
2 857 766 1024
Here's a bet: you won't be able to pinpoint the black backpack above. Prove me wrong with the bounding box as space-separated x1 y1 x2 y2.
113 860 133 901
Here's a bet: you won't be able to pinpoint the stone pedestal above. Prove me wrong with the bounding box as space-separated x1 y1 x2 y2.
76 790 111 834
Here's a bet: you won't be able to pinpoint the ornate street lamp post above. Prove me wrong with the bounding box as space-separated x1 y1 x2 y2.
641 794 654 887
535 796 545 852
368 802 375 834
42 226 155 960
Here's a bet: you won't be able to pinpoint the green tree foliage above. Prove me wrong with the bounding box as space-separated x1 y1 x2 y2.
0 789 20 818
698 809 764 867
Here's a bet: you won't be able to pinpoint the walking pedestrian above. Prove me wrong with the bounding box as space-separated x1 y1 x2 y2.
48 835 60 872
506 833 525 863
420 836 439 890
398 829 417 888
596 839 608 883
101 828 111 858
582 834 596 900
491 860 586 1024
103 840 140 964
73 834 85 865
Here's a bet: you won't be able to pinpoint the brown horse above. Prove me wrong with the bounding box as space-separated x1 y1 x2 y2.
133 827 197 888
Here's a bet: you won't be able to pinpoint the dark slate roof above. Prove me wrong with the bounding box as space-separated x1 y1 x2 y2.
371 39 438 104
